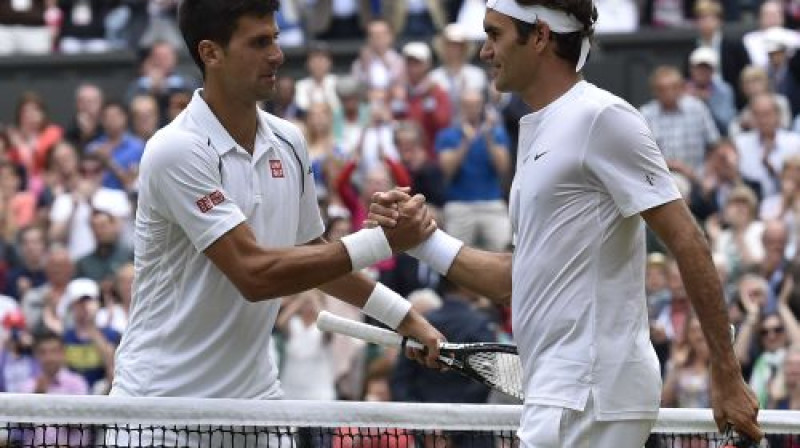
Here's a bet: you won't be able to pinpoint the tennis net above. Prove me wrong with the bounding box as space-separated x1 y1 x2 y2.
0 394 797 447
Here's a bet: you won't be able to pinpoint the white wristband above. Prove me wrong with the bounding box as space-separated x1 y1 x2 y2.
407 229 464 275
340 227 393 272
362 283 412 329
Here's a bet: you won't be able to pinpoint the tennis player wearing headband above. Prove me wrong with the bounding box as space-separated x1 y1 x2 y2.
368 0 762 446
111 0 443 404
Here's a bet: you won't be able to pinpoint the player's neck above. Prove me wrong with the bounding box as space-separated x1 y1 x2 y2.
520 69 582 112
202 84 259 154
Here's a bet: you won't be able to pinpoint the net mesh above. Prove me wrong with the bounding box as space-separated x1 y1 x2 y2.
0 394 797 447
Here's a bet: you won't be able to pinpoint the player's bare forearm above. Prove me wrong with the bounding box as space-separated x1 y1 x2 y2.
447 246 513 305
206 225 358 300
642 200 737 369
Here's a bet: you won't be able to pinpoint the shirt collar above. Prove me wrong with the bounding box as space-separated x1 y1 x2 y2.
186 88 285 162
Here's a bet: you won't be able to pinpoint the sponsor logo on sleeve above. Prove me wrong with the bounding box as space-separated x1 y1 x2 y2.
196 190 226 213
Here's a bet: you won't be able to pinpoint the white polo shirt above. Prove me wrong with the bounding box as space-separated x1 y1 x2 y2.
110 89 324 399
510 81 681 421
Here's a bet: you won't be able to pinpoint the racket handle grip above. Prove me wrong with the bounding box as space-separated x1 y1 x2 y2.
317 311 424 350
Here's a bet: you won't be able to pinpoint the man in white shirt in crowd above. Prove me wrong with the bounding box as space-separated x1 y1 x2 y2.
111 0 443 409
368 0 762 446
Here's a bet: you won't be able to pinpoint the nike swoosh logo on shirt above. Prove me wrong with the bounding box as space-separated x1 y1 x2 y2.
534 151 548 161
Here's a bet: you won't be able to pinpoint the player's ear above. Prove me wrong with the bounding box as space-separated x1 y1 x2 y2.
198 40 223 70
534 23 551 51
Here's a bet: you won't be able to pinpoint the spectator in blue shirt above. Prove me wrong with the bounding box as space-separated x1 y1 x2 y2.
87 101 145 192
435 89 512 252
686 46 737 136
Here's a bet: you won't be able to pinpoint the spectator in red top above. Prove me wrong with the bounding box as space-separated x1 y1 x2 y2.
6 91 63 195
391 42 451 159
336 148 410 286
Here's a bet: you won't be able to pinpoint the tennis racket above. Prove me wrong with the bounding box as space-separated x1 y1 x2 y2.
316 311 524 401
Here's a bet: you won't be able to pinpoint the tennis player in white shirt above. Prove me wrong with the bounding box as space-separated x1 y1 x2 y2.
368 0 762 446
110 0 443 403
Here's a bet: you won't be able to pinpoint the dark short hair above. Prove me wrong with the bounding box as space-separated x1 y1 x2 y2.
178 0 281 74
102 99 129 117
513 0 597 67
34 330 63 349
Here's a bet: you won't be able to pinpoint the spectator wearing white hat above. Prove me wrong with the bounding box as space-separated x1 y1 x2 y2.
430 23 488 118
743 2 800 68
59 278 120 393
686 46 737 135
392 42 452 160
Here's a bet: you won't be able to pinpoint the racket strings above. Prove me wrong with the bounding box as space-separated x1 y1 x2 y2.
466 352 524 400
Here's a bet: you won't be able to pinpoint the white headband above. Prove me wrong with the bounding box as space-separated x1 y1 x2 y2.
486 0 591 72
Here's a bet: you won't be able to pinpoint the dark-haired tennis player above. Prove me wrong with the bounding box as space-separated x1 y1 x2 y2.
110 0 443 401
368 0 762 446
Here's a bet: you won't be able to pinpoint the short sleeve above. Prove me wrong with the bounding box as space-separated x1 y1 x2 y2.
435 128 459 154
144 132 246 252
584 104 681 218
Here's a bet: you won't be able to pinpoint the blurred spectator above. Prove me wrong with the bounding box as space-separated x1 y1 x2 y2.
86 100 145 192
693 0 750 106
691 139 762 222
136 0 182 51
640 66 719 177
332 76 369 157
646 252 670 319
749 299 800 407
640 0 693 27
743 1 800 68
0 161 36 234
351 19 404 92
273 0 304 47
59 278 119 392
685 47 737 135
0 0 52 56
353 97 398 175
661 315 711 408
729 65 792 136
0 309 36 393
436 89 511 252
48 152 131 260
56 0 115 54
384 0 447 39
653 259 693 346
264 76 301 122
64 83 104 152
21 330 86 394
126 41 194 116
303 0 374 40
594 0 638 32
129 94 160 141
19 331 89 447
4 225 47 301
20 245 73 336
166 88 192 122
760 220 790 296
759 156 800 230
734 93 800 197
75 209 132 285
710 186 766 281
391 280 495 405
303 102 343 203
6 91 63 194
395 42 451 159
430 23 488 117
394 120 445 209
294 42 340 116
95 261 131 334
769 344 800 409
277 290 336 400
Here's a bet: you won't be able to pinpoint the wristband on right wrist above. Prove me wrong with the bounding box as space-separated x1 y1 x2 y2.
407 229 464 275
340 227 393 272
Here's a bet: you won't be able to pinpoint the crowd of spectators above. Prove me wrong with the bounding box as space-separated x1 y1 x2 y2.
1 0 800 432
